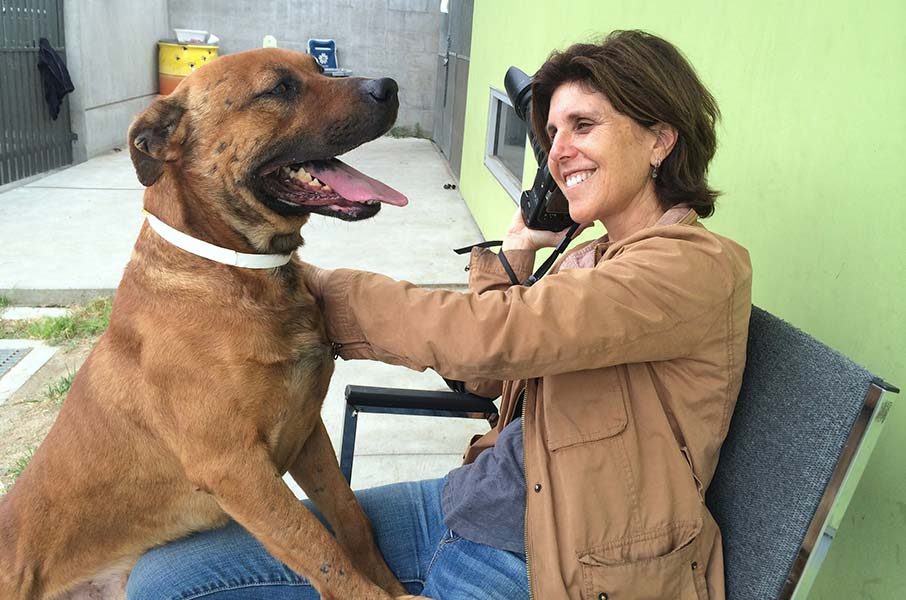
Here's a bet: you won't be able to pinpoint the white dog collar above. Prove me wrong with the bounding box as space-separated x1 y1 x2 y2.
143 211 293 269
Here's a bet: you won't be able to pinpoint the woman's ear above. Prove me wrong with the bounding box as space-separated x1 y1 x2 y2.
651 123 678 165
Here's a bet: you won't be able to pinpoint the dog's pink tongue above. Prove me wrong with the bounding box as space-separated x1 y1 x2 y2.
305 159 408 206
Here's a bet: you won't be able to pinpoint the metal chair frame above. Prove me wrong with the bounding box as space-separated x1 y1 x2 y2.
340 385 498 484
785 378 897 598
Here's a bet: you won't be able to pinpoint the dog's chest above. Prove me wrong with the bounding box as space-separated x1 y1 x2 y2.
260 314 335 456
282 339 334 402
264 306 333 398
266 348 334 470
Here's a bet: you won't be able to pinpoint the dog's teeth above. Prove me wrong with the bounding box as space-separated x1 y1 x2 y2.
310 178 322 187
322 184 333 193
293 169 312 183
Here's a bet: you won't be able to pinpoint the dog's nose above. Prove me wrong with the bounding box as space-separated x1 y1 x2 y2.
365 78 398 103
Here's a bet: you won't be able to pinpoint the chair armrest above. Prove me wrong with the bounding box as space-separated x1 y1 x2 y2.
339 385 499 483
345 385 499 421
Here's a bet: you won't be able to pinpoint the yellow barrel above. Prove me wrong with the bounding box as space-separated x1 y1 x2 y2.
158 42 219 95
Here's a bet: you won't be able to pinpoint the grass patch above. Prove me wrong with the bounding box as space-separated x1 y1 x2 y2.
0 297 112 345
0 295 9 309
43 370 76 405
387 123 426 139
7 446 36 485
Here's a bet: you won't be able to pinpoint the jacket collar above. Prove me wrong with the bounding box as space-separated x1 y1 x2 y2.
593 206 698 262
657 205 699 227
560 207 698 271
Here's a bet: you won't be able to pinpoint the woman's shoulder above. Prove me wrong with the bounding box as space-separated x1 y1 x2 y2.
618 218 747 258
605 220 752 288
689 222 752 281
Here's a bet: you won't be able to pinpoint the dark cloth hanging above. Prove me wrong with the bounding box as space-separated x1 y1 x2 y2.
37 37 74 120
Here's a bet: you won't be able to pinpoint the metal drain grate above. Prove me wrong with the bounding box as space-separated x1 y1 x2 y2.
0 347 32 378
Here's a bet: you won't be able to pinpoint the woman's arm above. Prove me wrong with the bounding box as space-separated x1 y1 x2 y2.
315 225 748 383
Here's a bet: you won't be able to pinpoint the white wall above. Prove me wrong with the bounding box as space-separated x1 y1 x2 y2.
64 0 170 161
167 0 441 135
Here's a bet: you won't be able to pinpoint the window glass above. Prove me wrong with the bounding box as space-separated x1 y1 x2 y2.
493 103 526 179
484 90 526 200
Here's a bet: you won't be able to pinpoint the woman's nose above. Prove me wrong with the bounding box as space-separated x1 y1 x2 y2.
548 132 574 164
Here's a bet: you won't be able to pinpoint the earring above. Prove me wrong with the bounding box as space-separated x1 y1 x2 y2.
651 158 662 179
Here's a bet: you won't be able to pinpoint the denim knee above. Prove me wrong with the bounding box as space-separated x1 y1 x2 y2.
126 521 312 600
127 550 182 600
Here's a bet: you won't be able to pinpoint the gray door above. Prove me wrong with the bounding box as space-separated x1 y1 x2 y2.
433 0 472 179
0 0 72 187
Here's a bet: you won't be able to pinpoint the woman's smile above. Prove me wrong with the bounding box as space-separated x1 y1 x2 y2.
565 169 596 188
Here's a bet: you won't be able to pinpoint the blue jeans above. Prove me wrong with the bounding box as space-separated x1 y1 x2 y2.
126 478 528 599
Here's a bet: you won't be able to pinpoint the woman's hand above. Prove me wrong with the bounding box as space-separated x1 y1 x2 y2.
500 207 591 252
298 261 333 302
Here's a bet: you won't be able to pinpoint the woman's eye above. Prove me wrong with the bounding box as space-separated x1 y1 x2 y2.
576 121 592 131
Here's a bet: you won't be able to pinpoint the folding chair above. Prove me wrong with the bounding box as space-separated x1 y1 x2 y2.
307 38 352 77
706 307 897 598
338 306 898 599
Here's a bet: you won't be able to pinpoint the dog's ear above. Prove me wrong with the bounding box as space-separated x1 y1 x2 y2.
128 92 188 187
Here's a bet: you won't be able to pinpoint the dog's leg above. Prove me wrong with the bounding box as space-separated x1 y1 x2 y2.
187 444 398 600
288 418 408 597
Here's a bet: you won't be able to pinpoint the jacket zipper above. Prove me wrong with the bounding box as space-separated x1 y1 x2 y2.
519 386 533 600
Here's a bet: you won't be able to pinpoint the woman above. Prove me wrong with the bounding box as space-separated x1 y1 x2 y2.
128 30 751 599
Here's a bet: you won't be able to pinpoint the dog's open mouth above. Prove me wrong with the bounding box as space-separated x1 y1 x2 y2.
260 159 408 220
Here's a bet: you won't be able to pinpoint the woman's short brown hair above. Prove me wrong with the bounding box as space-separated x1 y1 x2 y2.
531 30 721 217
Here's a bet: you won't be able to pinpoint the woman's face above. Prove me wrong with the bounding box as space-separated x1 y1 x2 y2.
545 81 661 227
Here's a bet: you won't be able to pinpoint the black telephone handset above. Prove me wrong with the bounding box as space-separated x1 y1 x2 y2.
520 164 574 231
505 66 577 232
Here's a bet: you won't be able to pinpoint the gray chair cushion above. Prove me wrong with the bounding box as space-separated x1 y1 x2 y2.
706 306 874 599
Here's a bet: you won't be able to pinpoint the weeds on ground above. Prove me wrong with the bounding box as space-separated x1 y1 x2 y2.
387 123 426 138
0 297 112 345
0 295 9 309
41 370 76 405
6 446 36 487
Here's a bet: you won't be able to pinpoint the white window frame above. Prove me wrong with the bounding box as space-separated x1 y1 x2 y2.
484 87 525 202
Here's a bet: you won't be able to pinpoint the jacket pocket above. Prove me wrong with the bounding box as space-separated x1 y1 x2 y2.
578 521 708 600
543 368 628 451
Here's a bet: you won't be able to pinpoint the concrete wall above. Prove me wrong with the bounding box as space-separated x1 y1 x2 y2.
460 2 905 598
64 0 170 161
167 0 441 136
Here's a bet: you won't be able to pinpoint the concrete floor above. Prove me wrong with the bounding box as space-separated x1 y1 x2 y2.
0 136 494 492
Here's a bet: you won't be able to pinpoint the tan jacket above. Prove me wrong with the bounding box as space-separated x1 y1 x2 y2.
318 208 752 599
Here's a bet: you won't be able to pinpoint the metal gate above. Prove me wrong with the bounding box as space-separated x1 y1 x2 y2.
0 0 72 187
434 0 472 179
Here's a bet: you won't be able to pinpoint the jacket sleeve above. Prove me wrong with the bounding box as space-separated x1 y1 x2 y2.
457 247 536 398
321 228 743 382
467 246 536 294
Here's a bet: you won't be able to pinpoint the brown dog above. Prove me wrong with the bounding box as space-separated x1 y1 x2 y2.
0 48 425 600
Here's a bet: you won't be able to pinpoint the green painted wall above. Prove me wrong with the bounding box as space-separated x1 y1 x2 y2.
458 2 905 597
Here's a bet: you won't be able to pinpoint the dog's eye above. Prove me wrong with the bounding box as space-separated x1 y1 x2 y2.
270 82 290 96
